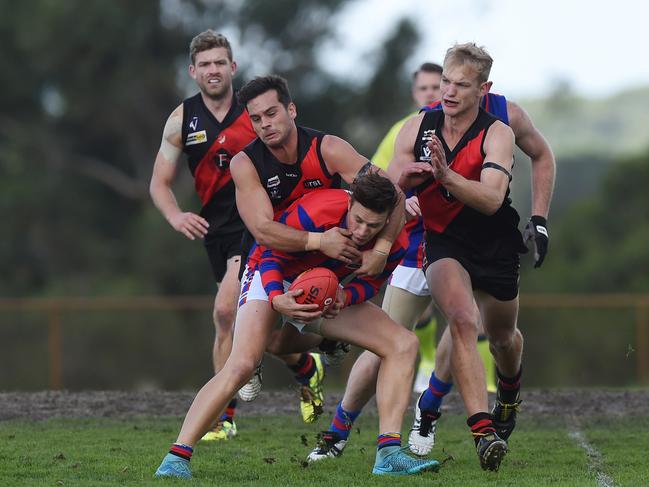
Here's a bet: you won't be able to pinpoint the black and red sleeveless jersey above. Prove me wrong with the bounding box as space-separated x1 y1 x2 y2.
243 126 342 268
181 93 257 237
415 108 526 258
243 126 342 218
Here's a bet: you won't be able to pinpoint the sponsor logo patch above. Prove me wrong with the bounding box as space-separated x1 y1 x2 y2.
266 175 281 199
303 178 323 189
266 175 281 188
186 130 207 146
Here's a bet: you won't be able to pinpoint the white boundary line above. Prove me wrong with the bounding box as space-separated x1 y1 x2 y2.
568 429 617 487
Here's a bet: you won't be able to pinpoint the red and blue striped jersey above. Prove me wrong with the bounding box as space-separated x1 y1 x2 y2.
401 191 425 268
257 189 408 307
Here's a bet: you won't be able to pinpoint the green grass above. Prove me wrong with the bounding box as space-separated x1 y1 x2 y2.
0 413 647 486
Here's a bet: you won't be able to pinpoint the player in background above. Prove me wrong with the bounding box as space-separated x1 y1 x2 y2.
149 31 306 441
155 174 440 478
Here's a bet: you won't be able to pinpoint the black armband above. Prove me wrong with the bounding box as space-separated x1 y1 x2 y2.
482 162 512 181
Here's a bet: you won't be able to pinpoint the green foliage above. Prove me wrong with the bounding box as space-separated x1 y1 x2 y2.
520 85 649 158
525 150 649 292
1 0 422 297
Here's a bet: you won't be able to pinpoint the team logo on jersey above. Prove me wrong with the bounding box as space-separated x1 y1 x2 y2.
303 178 323 189
421 145 432 162
186 130 207 146
214 149 232 169
189 116 199 131
420 129 435 162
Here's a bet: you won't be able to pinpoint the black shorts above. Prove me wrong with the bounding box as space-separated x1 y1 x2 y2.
423 233 520 301
204 231 243 283
237 230 256 280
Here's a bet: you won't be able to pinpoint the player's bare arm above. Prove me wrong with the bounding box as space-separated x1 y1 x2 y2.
394 115 435 191
149 104 209 240
322 135 406 276
388 114 426 218
507 100 556 218
432 121 515 215
230 151 360 264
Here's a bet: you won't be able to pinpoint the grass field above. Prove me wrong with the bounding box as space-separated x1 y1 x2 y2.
0 411 648 486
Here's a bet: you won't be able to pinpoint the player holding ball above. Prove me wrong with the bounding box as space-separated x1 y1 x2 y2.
156 173 441 478
250 173 441 476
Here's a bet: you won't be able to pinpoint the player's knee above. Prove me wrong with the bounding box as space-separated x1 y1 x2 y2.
226 359 257 389
394 329 419 360
213 302 236 331
488 327 521 352
447 310 479 340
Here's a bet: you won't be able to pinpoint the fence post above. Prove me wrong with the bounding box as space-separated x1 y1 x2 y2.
47 308 63 390
636 304 649 385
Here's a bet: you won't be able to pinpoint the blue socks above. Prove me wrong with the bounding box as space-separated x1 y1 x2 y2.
420 371 453 412
377 432 401 450
329 402 361 440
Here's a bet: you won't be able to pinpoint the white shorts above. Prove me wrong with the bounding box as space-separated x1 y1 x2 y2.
388 264 429 296
238 266 325 334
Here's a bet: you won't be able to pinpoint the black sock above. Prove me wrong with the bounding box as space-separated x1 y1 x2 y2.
496 367 522 404
467 412 496 445
287 353 315 385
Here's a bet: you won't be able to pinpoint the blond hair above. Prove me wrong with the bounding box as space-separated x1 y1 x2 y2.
443 43 493 83
189 30 232 64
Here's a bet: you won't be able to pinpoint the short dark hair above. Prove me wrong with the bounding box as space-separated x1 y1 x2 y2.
189 30 232 64
350 172 398 215
413 62 443 80
238 75 292 108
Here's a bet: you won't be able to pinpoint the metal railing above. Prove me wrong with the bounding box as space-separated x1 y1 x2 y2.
1 294 648 389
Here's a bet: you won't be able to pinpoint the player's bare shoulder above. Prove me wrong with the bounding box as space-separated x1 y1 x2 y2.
158 104 184 163
164 104 184 139
504 100 528 138
229 150 257 187
395 112 425 151
488 118 515 143
320 133 367 176
320 133 352 157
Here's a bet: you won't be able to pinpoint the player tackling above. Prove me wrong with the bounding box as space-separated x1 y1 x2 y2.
155 173 440 478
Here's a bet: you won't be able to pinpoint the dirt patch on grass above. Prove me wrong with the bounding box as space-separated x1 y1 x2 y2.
0 389 647 421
